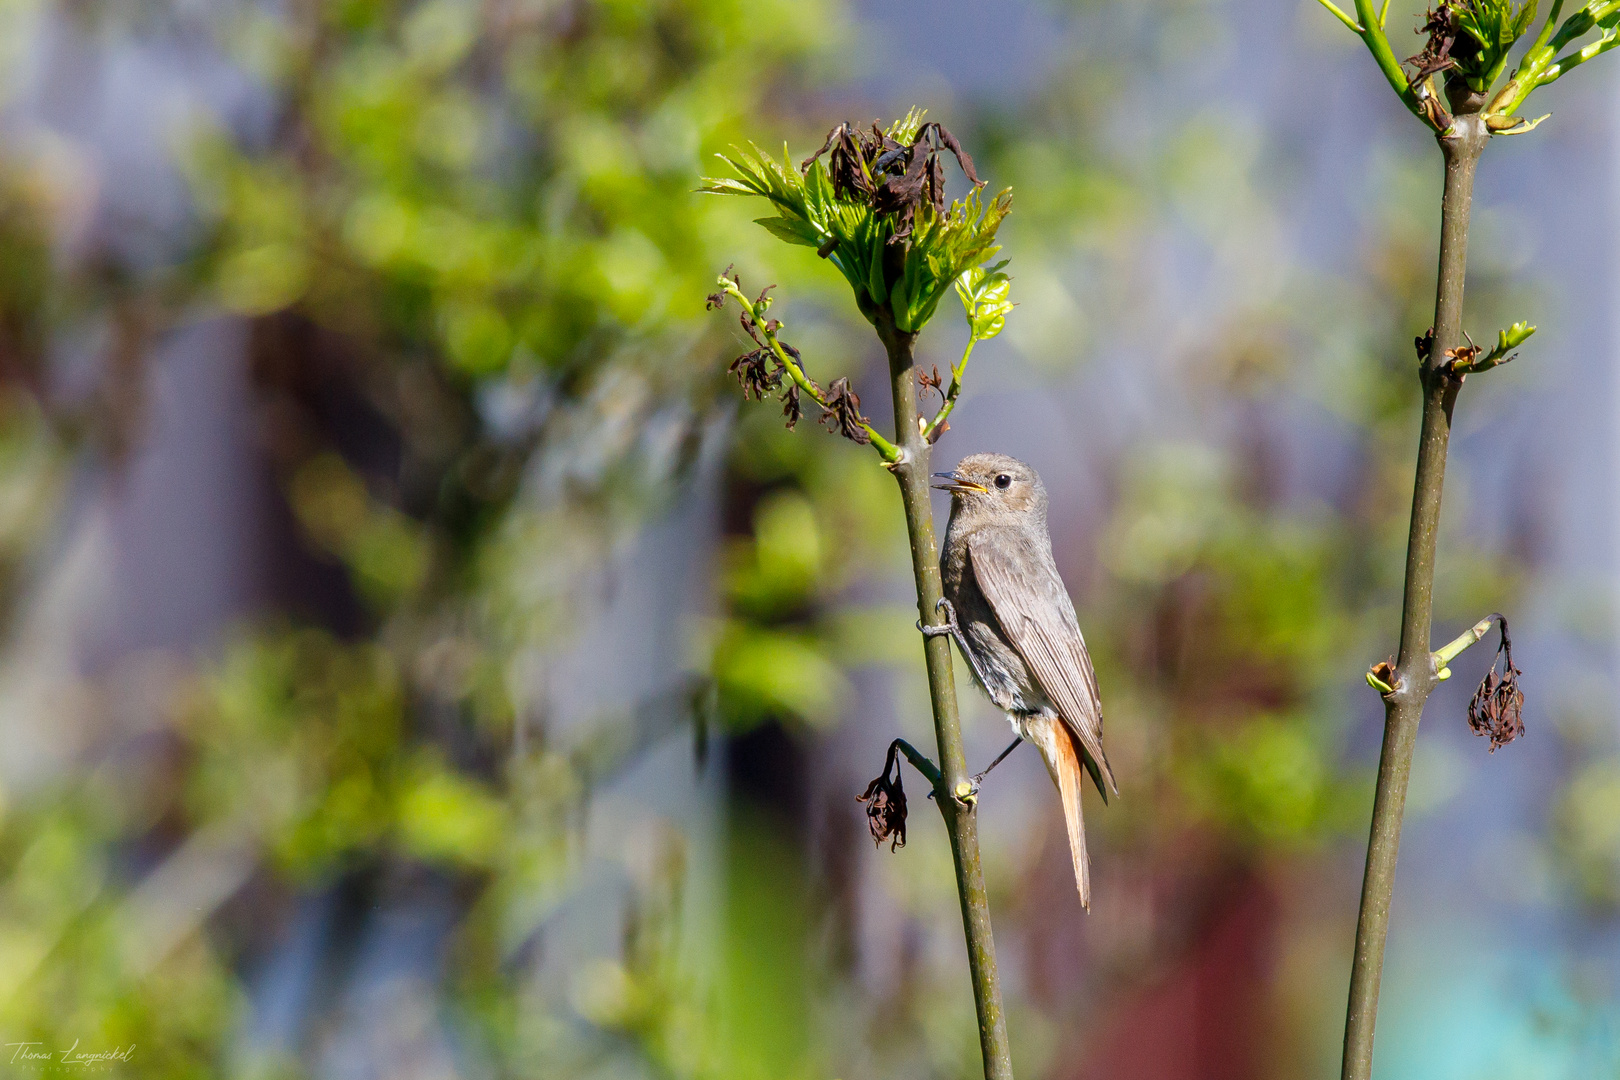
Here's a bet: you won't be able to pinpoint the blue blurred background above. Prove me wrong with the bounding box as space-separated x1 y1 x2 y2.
0 0 1615 1076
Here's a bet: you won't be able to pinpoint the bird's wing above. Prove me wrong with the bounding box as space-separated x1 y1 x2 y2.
968 531 1116 798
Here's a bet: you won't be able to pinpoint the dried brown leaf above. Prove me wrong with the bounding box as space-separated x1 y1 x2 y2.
781 382 802 430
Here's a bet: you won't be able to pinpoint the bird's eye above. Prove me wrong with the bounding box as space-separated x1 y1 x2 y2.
995 474 1011 489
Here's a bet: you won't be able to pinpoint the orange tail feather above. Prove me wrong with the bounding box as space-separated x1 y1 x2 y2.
1048 722 1092 910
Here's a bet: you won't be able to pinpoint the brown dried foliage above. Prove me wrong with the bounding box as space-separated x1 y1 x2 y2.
1408 4 1466 85
714 272 800 422
712 271 884 443
1415 327 1435 364
820 377 871 445
918 365 945 402
857 741 909 851
801 119 983 241
780 379 803 429
727 348 779 400
1467 614 1525 752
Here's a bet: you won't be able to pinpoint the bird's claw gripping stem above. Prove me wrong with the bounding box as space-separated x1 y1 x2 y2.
918 596 959 638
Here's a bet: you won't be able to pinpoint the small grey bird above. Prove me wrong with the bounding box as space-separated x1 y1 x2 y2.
928 452 1115 909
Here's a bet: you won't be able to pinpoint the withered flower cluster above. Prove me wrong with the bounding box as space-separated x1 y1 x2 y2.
918 365 945 401
709 275 794 420
1467 614 1525 751
857 740 910 851
802 120 983 241
708 270 872 441
819 377 869 445
1408 3 1471 85
1404 3 1484 128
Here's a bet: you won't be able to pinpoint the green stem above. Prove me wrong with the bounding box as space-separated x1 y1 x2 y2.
922 335 977 442
1316 0 1363 33
1490 0 1620 118
1351 0 1422 118
1431 613 1500 674
1540 28 1620 86
1530 0 1567 57
878 311 1013 1080
893 738 944 790
1341 111 1488 1080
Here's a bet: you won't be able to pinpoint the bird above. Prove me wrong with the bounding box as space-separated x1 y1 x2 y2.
927 452 1115 909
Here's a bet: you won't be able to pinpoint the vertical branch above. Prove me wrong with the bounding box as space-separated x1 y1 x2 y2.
1341 108 1489 1080
877 311 1014 1080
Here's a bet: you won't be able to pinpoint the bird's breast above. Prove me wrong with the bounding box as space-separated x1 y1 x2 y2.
962 615 1047 715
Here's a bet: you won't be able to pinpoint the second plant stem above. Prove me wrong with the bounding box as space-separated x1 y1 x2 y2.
1341 105 1488 1080
879 312 1014 1080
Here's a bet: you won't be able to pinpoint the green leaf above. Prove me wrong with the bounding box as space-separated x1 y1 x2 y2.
755 216 822 247
887 107 926 145
866 238 888 305
889 273 913 331
1513 0 1538 39
1500 320 1537 349
956 260 1014 341
699 177 759 196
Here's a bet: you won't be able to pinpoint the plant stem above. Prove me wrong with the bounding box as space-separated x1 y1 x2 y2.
878 311 1014 1080
892 738 944 789
1341 106 1488 1080
922 335 976 442
1351 0 1422 117
1432 613 1500 673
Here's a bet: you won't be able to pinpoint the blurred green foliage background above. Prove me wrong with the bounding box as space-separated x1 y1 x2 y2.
0 0 1612 1077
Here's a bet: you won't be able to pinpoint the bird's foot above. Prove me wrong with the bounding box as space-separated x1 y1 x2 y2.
917 597 959 639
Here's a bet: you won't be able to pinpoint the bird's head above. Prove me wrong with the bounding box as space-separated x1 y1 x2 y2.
933 452 1047 522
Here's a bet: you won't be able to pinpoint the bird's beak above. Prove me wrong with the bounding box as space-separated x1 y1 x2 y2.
932 471 988 494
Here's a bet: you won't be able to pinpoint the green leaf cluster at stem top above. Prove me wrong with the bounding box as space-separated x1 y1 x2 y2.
1314 0 1620 135
701 110 1012 334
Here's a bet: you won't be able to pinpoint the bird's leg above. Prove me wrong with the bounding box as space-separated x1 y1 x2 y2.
920 598 1012 798
920 598 993 686
971 738 1023 791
